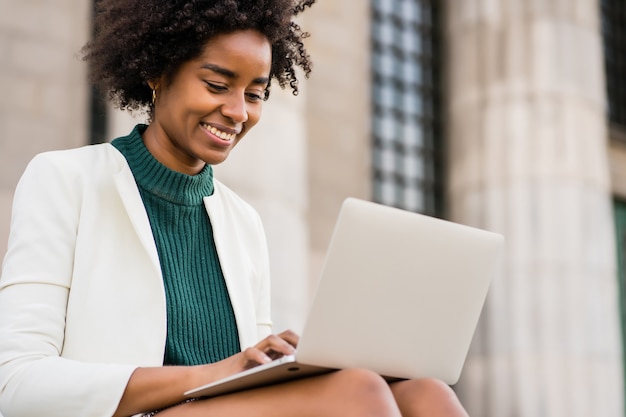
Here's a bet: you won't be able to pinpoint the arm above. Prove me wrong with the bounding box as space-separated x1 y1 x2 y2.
0 153 135 417
112 331 299 417
0 152 297 417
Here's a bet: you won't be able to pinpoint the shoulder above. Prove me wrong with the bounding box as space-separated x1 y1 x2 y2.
15 144 128 202
213 179 256 213
207 179 267 243
24 124 145 178
26 143 125 174
212 179 262 222
20 144 130 187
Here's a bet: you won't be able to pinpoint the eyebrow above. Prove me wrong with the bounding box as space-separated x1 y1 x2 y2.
201 63 269 86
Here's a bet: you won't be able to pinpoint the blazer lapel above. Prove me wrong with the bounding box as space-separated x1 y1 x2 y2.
203 187 257 349
113 167 162 276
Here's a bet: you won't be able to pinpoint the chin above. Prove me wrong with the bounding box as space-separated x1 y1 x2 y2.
204 151 231 166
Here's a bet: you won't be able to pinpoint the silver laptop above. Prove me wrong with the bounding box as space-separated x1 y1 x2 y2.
185 198 504 398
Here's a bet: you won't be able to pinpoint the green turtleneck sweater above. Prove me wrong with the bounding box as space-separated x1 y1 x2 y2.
112 125 240 366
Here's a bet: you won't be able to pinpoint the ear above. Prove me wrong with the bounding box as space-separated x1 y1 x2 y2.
148 74 166 90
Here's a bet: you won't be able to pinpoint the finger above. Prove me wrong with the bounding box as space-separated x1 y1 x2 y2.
257 334 296 356
242 346 273 366
277 329 300 348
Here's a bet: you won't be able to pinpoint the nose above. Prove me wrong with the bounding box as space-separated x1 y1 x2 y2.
220 92 248 124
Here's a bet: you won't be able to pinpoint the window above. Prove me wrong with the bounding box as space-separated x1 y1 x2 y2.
88 0 108 145
370 0 443 216
602 0 626 129
615 199 626 412
89 85 108 145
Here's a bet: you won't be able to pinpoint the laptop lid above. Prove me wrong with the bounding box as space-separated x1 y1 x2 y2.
295 198 503 384
185 197 504 398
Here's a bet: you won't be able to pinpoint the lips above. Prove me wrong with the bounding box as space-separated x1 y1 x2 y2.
200 122 237 142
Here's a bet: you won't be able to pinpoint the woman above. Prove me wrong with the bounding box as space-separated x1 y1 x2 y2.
0 1 470 416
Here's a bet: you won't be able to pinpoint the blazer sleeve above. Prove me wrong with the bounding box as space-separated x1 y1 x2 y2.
0 153 136 417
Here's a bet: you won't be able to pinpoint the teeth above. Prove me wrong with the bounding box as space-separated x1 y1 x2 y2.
201 123 235 141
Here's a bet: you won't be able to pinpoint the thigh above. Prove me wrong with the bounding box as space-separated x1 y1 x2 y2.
157 369 401 417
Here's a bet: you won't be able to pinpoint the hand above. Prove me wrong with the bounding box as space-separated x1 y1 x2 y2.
241 329 299 369
192 330 300 387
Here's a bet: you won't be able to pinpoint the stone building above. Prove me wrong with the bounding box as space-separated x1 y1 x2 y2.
1 0 625 416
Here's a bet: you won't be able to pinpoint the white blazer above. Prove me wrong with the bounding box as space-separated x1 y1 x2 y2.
0 144 272 417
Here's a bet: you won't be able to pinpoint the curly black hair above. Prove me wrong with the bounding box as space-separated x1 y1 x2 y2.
82 0 315 114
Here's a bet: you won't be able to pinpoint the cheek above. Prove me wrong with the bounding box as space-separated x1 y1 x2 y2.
247 106 263 128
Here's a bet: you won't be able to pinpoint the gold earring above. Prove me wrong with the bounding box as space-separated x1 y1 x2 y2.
152 89 157 105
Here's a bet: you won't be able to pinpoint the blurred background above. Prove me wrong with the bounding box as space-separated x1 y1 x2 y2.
1 0 626 416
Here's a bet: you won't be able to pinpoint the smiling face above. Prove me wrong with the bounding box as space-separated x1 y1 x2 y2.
142 30 272 175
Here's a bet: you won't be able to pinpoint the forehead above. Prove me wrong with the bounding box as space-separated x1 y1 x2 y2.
195 30 272 74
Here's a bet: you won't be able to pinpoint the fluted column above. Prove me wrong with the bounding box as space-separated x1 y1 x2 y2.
444 1 623 416
0 0 90 261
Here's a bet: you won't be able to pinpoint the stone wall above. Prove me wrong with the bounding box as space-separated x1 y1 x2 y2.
303 0 373 295
445 0 624 415
0 0 91 260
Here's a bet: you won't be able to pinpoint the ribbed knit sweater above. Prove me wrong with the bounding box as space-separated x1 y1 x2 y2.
112 125 240 366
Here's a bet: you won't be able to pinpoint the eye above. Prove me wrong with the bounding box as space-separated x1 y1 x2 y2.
246 91 264 102
205 81 227 93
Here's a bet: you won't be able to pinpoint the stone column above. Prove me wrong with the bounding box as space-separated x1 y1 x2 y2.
444 1 623 416
0 0 91 261
303 1 372 295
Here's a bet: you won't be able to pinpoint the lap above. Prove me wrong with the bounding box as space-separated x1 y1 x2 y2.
153 369 397 417
141 398 198 416
150 372 464 417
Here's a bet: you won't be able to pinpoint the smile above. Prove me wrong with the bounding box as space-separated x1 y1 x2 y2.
200 122 237 142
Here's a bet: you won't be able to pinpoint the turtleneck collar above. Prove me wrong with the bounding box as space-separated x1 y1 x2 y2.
111 124 214 206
